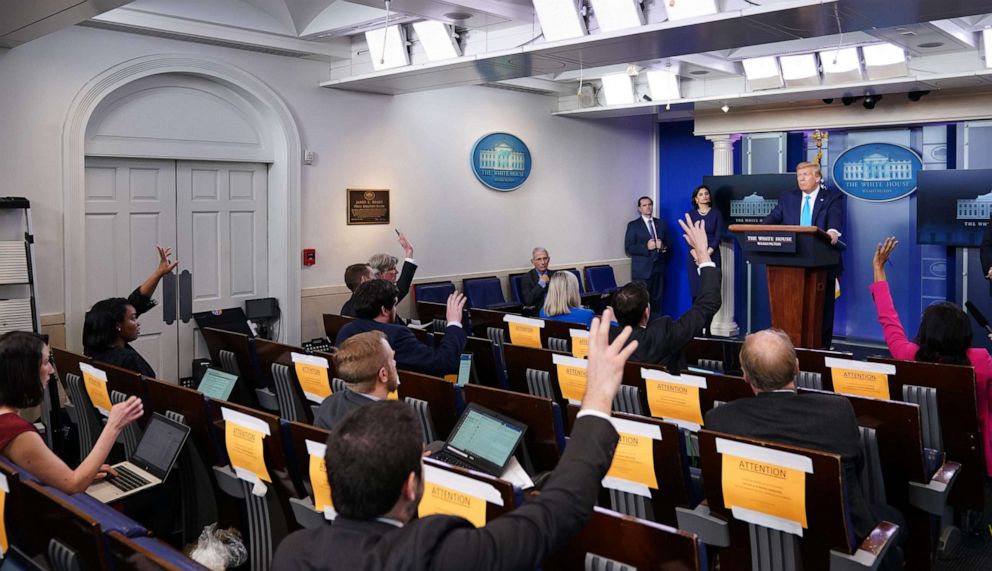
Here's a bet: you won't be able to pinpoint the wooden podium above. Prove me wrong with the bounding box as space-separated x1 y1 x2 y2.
729 224 841 348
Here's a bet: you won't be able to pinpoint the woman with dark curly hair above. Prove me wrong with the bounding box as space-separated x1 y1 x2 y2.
684 185 723 301
871 236 992 476
83 246 177 378
0 331 143 492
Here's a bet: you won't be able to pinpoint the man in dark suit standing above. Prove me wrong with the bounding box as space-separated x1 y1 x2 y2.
705 329 902 561
519 247 555 310
335 280 467 377
625 196 668 316
762 161 845 348
313 330 397 430
612 214 721 370
272 309 639 571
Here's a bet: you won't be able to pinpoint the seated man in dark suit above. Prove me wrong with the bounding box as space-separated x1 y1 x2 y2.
340 263 376 318
370 231 417 303
272 309 639 571
336 280 467 377
519 247 555 309
313 331 397 430
610 215 721 371
705 329 903 562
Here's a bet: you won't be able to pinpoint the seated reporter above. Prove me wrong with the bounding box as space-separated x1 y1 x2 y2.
370 230 417 303
539 271 594 327
83 245 177 378
609 214 721 370
340 263 377 318
314 331 398 431
872 237 992 476
272 309 637 571
0 331 143 493
335 280 467 377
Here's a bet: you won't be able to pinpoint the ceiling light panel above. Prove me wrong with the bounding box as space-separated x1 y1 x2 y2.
646 70 680 101
862 43 908 79
601 73 635 105
533 0 587 42
742 56 783 90
412 21 461 61
365 25 409 71
589 0 644 33
779 53 819 87
665 0 718 21
819 47 862 83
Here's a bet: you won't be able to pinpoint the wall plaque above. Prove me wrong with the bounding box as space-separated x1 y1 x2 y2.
347 189 389 225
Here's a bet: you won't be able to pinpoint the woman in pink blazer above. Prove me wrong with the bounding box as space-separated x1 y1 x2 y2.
871 237 992 476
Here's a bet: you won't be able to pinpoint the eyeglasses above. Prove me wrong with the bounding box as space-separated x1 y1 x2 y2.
533 257 550 262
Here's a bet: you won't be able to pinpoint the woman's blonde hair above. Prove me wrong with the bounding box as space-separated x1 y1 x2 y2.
543 272 581 316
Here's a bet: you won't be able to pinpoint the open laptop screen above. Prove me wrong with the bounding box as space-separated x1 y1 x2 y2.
447 407 525 467
130 413 190 481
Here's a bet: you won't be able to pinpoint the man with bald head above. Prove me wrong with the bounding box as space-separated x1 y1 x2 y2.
705 330 902 557
519 247 556 310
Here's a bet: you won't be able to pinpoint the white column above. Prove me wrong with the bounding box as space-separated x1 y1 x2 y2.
706 134 740 337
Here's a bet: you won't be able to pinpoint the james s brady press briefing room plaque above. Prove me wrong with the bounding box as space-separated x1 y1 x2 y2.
347 189 390 225
471 133 532 191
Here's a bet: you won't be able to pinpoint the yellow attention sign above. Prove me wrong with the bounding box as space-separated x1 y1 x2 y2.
646 380 703 426
722 453 808 529
831 368 890 400
309 452 333 513
418 482 487 528
387 390 399 401
444 374 458 383
80 365 113 416
570 331 590 358
508 321 542 348
555 362 588 402
225 421 271 483
292 353 332 403
606 432 658 490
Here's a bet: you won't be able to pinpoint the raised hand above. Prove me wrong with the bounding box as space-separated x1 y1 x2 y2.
872 237 898 282
106 396 143 434
156 246 178 276
397 231 414 258
445 292 467 324
581 308 638 415
677 213 711 265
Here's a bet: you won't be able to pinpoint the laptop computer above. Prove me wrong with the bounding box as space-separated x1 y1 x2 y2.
86 413 190 503
430 403 527 477
197 366 238 401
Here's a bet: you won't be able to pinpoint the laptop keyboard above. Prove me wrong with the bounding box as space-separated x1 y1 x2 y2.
105 465 151 492
432 451 475 471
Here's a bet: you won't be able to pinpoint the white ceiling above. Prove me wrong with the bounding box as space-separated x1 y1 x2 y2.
9 0 992 119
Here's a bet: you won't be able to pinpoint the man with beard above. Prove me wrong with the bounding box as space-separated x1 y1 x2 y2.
313 330 399 430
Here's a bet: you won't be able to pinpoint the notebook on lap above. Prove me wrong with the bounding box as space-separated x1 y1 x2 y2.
431 403 527 477
86 413 190 503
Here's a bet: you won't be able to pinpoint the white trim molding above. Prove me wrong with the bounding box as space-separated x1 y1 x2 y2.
62 54 302 350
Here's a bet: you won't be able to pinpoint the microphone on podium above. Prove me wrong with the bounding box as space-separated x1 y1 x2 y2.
965 301 992 337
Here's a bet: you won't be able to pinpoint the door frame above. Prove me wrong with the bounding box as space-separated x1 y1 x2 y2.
62 55 302 352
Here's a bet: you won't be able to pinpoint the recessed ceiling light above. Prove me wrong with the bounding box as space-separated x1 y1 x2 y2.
917 41 944 49
689 70 709 76
533 0 588 42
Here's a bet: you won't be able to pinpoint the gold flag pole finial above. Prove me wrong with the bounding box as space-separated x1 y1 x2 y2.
812 130 829 166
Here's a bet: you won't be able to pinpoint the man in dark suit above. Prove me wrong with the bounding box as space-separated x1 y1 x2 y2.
519 247 555 310
762 161 845 348
370 231 418 303
340 263 376 318
705 329 902 560
272 309 639 571
335 280 467 377
625 196 668 316
612 214 721 370
314 331 397 430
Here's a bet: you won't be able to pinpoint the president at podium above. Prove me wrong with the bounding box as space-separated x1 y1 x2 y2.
762 161 845 347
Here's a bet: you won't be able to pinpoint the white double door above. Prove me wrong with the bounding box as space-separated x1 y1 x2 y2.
83 157 268 381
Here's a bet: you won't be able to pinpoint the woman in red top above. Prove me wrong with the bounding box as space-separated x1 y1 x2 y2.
871 237 992 476
0 331 143 493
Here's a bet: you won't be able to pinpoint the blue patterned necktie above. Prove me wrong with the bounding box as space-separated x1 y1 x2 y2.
801 195 812 226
